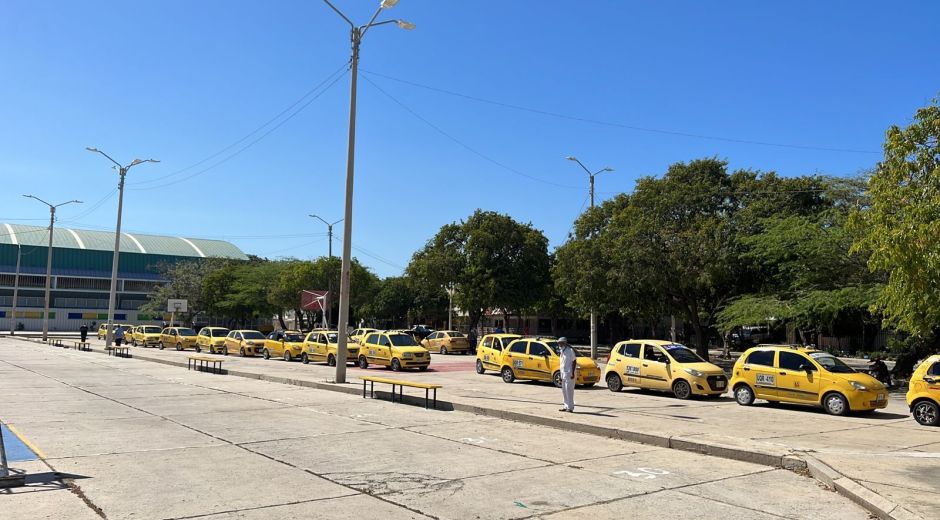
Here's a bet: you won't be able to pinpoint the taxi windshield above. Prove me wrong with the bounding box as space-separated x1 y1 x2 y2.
284 333 304 342
211 328 230 337
177 328 196 336
142 326 162 333
544 341 559 355
809 352 856 373
242 331 265 340
389 334 419 346
664 346 704 363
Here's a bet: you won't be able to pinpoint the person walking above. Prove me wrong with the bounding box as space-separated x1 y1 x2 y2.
114 325 125 347
79 323 88 343
558 337 577 412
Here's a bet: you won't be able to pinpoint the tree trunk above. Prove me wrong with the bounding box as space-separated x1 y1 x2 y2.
277 311 287 330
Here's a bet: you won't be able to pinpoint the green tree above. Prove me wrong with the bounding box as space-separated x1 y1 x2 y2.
142 259 226 324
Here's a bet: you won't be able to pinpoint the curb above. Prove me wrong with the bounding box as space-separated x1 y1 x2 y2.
13 337 921 519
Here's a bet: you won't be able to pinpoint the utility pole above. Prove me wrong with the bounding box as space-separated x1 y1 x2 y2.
309 214 343 327
309 214 343 259
323 0 415 383
9 245 20 335
87 148 158 347
566 156 614 361
444 284 455 330
23 195 82 341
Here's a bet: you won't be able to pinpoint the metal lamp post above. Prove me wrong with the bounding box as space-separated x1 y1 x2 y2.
23 195 82 341
86 148 159 347
566 156 613 360
309 214 343 259
444 284 455 330
322 0 415 383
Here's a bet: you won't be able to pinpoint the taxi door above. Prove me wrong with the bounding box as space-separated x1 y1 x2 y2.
424 332 440 352
741 349 779 400
775 351 820 403
640 344 672 390
197 328 210 350
479 336 500 369
224 331 239 353
315 333 331 360
503 341 529 377
527 342 552 381
613 342 644 388
362 333 380 363
375 334 393 364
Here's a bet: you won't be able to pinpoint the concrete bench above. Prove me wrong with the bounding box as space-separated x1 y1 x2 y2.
105 346 130 358
188 356 225 375
70 341 91 351
360 376 442 409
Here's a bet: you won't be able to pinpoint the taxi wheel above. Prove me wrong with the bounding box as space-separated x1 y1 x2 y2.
132 339 138 347
263 349 270 360
159 344 165 350
223 347 229 356
606 373 623 392
283 351 292 362
734 384 755 406
358 356 369 369
475 360 485 374
239 347 246 357
391 358 402 371
419 366 428 371
176 343 183 351
913 400 939 426
440 347 448 355
501 367 515 383
823 392 849 416
672 380 692 400
301 353 310 364
328 354 336 367
195 346 201 353
552 371 563 388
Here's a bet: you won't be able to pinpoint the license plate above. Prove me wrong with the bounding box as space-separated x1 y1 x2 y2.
877 393 886 401
715 381 726 388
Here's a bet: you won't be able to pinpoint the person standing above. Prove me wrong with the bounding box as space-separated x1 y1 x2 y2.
558 337 577 412
79 323 88 343
114 326 125 347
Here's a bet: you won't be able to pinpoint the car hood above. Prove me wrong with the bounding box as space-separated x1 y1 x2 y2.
576 357 600 369
395 346 428 354
833 372 885 390
677 362 725 375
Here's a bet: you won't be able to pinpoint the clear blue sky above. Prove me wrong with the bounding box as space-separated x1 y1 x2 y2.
2 1 938 277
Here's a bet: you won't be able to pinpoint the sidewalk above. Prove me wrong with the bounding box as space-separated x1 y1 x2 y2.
13 337 934 519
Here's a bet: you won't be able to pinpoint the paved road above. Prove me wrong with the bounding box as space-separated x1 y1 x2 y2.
0 338 876 520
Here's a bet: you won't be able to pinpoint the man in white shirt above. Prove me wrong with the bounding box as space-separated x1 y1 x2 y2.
558 337 577 412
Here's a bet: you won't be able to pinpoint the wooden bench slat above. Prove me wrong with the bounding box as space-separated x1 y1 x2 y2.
359 376 441 389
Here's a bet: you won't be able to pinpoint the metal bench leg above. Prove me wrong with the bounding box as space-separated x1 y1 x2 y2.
363 380 366 398
371 381 375 399
434 389 437 409
425 388 429 409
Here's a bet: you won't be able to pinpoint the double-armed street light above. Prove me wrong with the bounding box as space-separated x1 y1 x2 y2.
22 195 83 341
86 147 159 347
566 156 614 361
322 0 415 383
309 214 343 259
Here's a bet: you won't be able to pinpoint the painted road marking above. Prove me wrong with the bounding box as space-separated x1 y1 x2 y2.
2 423 44 461
614 467 670 479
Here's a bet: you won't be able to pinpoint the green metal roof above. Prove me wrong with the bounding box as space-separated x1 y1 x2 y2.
0 223 247 260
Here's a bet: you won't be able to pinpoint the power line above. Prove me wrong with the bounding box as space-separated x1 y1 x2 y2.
361 69 880 155
128 66 349 192
360 74 582 190
62 188 118 223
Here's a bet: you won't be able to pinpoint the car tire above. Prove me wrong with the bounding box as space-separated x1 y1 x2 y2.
301 353 309 364
391 358 402 372
672 379 692 400
239 347 246 357
159 344 165 350
501 366 515 383
475 359 485 374
734 384 755 406
823 392 850 416
606 373 623 392
223 347 228 356
327 354 336 367
552 371 562 388
283 351 292 362
441 347 448 355
358 356 368 369
263 349 270 360
418 366 428 371
176 343 183 351
912 400 939 426
195 346 201 353
132 339 138 347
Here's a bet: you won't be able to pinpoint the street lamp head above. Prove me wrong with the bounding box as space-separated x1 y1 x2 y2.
566 156 577 161
603 167 614 172
380 0 399 8
129 159 144 167
397 19 416 30
86 147 99 153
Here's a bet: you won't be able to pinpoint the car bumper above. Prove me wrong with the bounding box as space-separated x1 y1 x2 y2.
691 374 728 394
401 359 430 368
576 371 601 384
849 391 889 410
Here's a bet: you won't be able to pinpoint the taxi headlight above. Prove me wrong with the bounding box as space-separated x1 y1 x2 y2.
683 368 704 378
849 381 869 391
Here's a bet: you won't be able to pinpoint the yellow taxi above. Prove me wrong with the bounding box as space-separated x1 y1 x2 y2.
729 345 888 415
223 329 266 357
499 338 601 387
98 323 133 340
196 327 231 354
603 340 728 399
421 330 471 355
907 354 940 426
131 325 163 348
160 327 199 351
262 330 306 361
475 333 522 374
300 330 360 366
358 330 430 371
350 327 378 345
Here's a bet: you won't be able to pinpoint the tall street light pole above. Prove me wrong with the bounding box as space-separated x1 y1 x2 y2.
323 0 415 383
23 195 82 341
309 214 343 259
87 148 159 347
566 156 614 361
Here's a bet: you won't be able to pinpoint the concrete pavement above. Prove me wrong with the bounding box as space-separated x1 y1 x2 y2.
0 339 936 518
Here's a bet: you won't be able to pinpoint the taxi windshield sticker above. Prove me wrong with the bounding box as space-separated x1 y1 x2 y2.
756 374 776 386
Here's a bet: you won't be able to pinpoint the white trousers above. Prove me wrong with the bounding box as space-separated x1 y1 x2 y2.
561 375 575 411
